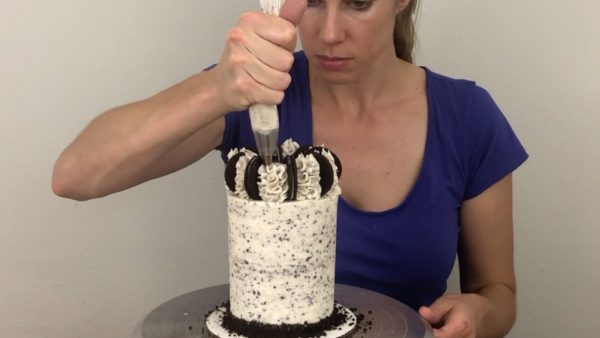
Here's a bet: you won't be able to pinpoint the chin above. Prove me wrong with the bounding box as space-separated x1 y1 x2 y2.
310 63 361 84
318 72 360 85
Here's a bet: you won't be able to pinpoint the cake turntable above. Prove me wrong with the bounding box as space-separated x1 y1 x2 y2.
138 284 434 338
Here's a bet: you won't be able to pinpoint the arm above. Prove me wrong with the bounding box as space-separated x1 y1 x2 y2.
52 1 306 201
420 174 516 338
458 173 516 337
51 71 228 200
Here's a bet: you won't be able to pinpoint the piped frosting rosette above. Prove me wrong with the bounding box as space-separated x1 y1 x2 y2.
225 139 342 202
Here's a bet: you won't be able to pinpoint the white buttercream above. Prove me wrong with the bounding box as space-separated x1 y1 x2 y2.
249 103 278 131
321 149 340 188
232 149 257 200
226 149 238 161
257 163 288 202
224 139 342 327
295 154 322 201
259 0 284 16
280 138 300 157
227 191 340 325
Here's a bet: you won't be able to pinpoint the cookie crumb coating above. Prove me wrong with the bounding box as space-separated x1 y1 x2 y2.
227 193 339 325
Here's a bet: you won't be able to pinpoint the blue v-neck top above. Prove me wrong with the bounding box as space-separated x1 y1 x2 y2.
218 51 528 310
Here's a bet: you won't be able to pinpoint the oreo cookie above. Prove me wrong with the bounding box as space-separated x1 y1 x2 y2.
291 145 313 159
293 146 342 179
295 148 335 197
227 142 341 200
312 153 335 197
285 155 298 201
309 146 342 179
224 151 247 193
244 156 263 201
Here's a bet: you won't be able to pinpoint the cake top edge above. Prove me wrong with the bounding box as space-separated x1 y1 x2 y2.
224 139 342 202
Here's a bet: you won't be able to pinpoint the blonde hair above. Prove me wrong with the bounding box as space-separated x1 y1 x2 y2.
393 0 420 63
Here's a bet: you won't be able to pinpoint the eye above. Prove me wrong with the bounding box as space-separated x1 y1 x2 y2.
307 0 324 7
344 0 373 11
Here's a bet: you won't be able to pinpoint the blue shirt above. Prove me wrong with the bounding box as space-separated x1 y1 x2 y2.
218 51 528 310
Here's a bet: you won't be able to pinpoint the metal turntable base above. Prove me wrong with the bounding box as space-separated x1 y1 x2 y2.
140 284 434 338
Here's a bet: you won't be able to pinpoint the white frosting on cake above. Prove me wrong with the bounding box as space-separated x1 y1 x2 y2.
226 140 340 202
295 154 322 201
257 163 289 202
280 139 300 157
225 139 342 326
227 148 257 200
227 192 339 325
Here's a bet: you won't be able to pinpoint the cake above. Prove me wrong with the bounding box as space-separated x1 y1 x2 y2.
206 140 357 338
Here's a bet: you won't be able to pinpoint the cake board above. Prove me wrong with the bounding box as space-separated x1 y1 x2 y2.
139 284 434 338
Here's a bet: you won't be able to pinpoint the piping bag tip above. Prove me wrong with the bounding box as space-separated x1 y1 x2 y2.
249 102 279 168
253 128 280 167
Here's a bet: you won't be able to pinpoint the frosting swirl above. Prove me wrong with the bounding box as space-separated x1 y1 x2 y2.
295 154 321 200
227 148 257 200
281 139 300 157
225 139 341 201
257 163 289 202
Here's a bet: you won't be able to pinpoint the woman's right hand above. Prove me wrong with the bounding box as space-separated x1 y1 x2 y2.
212 0 307 112
51 1 306 201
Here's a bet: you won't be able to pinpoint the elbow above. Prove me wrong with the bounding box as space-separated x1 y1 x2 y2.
51 174 84 201
51 159 94 201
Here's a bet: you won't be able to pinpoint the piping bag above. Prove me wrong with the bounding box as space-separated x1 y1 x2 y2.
249 0 286 167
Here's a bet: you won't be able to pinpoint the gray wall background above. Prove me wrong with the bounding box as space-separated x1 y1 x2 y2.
1 0 598 337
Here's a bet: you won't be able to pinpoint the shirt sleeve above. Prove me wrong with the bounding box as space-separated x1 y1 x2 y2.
218 112 235 163
219 109 250 163
463 86 528 199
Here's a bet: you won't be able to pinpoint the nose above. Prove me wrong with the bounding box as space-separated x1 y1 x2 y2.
319 7 344 45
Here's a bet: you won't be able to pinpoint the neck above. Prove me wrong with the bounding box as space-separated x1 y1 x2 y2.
309 51 414 117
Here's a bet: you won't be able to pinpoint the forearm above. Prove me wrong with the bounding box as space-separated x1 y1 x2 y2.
476 282 516 338
53 4 303 200
52 69 227 200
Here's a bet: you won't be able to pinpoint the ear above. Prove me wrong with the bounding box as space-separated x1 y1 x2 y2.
396 0 412 14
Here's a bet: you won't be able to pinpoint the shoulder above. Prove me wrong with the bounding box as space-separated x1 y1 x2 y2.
423 67 489 106
424 69 528 199
423 67 503 127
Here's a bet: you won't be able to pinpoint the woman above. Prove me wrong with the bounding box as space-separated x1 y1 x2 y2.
52 0 527 337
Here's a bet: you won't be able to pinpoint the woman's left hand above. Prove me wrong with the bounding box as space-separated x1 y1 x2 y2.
418 293 491 338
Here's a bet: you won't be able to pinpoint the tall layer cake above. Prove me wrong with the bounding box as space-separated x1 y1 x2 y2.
207 140 356 337
228 188 338 324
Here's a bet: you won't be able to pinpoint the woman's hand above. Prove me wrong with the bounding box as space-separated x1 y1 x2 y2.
419 293 491 338
212 0 306 112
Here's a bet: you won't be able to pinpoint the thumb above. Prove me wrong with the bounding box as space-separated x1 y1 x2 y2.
419 306 438 324
279 0 307 26
419 298 453 325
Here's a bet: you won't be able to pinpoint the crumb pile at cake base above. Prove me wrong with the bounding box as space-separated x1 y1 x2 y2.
206 139 357 338
205 302 357 338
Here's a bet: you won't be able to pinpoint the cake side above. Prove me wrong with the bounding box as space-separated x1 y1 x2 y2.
224 139 343 327
227 192 339 325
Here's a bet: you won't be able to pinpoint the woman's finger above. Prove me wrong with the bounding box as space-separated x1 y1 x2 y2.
419 296 455 325
239 12 298 52
279 0 307 26
433 312 472 338
243 30 295 73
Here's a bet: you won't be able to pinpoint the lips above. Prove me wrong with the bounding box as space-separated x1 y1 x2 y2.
315 55 352 71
